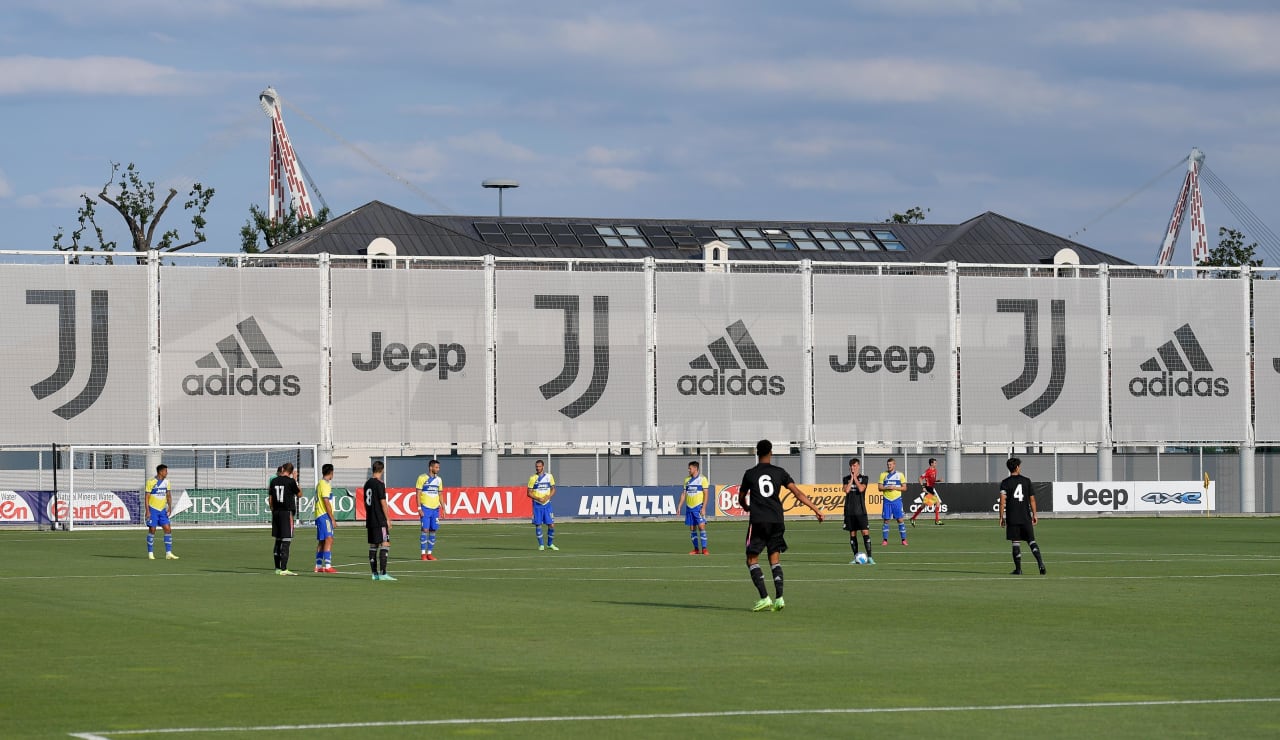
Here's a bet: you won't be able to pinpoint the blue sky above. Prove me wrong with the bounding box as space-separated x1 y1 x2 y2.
1 0 1277 265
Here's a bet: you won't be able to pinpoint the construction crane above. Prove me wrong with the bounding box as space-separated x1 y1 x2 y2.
1154 148 1208 267
259 86 324 225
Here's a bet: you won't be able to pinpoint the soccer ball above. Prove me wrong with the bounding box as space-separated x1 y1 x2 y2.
854 552 869 565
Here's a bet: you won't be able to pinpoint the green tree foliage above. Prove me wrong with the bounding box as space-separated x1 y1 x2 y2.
53 162 214 262
1197 227 1262 277
239 203 330 254
886 206 929 224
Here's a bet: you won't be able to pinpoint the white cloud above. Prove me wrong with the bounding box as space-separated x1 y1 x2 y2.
684 56 1095 114
545 16 681 65
0 55 188 95
582 145 642 167
849 0 1023 16
0 169 12 199
447 131 540 163
321 139 447 183
1052 10 1280 73
586 167 654 191
14 185 98 209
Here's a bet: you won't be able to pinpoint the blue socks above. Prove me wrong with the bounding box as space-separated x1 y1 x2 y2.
898 522 907 541
699 530 708 550
163 534 172 553
546 527 555 546
421 532 428 553
882 521 890 541
146 533 154 553
427 533 436 551
535 525 544 546
690 530 699 549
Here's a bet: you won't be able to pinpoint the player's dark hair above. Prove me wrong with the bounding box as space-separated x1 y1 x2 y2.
756 439 772 458
371 460 385 474
1007 457 1021 473
928 458 937 465
281 462 295 474
849 458 860 467
886 457 895 464
535 459 545 466
429 459 440 467
156 464 167 474
276 465 283 474
321 463 334 476
688 460 699 469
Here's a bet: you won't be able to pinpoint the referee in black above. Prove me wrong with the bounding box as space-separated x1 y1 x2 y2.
268 462 302 576
364 460 395 581
738 439 824 612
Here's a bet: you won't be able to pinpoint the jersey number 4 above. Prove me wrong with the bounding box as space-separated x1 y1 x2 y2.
1012 484 1024 502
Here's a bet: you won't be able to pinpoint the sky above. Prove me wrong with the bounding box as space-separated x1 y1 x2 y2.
1 0 1277 265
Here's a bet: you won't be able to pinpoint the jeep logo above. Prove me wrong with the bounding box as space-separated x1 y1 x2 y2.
1067 483 1128 510
351 332 467 379
829 335 935 381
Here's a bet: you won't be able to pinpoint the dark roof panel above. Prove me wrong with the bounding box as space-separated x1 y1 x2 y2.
268 201 1131 265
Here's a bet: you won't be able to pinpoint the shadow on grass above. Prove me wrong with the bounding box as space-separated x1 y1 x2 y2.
594 600 745 612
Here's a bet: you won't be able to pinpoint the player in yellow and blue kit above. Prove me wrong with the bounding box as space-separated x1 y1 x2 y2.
417 459 443 561
527 459 557 551
143 464 178 560
880 457 908 547
313 463 336 573
678 461 710 555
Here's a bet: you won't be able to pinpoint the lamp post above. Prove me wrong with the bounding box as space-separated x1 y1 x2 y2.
481 179 519 217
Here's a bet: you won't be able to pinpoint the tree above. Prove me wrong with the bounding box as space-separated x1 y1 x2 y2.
886 206 929 224
1197 227 1262 277
53 162 214 262
239 203 330 254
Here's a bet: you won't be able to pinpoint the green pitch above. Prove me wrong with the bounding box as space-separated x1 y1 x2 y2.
2 518 1278 739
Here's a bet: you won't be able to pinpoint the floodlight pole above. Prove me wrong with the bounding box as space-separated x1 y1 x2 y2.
482 179 519 218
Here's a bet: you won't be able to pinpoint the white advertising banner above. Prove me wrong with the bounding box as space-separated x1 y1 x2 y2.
1110 279 1247 443
959 277 1104 444
656 272 804 444
813 274 950 443
1053 480 1216 513
495 271 647 444
159 268 322 444
1252 281 1280 443
331 269 485 445
0 265 150 444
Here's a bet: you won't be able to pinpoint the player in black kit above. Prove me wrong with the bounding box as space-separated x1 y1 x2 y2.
268 462 302 576
364 460 396 581
998 457 1046 575
843 458 874 565
738 439 825 612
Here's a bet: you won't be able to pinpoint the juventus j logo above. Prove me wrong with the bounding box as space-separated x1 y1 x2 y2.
998 298 1065 419
536 294 610 419
27 289 109 419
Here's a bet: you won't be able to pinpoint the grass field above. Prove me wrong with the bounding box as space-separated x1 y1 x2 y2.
2 517 1278 739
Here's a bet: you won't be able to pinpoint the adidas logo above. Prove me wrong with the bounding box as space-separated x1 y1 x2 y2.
182 317 301 397
677 320 784 396
1128 323 1228 398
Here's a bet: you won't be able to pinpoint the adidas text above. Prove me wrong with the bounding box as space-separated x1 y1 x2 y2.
182 368 301 397
677 369 784 396
829 335 935 380
1127 372 1228 398
351 332 467 378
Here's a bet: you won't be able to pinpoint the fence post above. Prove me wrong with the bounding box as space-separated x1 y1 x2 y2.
643 257 658 486
945 262 962 483
146 250 162 488
1240 264 1255 512
318 253 334 465
482 255 498 487
1098 264 1114 481
800 259 816 484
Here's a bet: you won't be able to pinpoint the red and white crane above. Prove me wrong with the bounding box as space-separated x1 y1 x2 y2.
259 86 317 225
1154 148 1208 267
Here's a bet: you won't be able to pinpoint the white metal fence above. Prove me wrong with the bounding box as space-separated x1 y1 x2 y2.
1 251 1277 450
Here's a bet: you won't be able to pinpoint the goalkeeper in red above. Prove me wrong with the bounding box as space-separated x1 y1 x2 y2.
910 457 944 526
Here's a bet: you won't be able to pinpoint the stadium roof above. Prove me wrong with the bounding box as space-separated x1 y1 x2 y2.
268 200 1132 265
